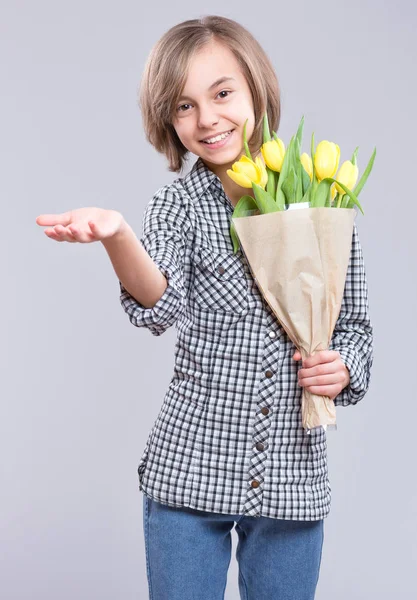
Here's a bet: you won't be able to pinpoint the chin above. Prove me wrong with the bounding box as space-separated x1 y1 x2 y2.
204 146 243 165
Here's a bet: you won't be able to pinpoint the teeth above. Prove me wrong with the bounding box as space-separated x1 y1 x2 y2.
203 130 232 144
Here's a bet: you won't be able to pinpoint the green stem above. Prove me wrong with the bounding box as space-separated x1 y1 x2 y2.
336 193 344 208
266 167 276 198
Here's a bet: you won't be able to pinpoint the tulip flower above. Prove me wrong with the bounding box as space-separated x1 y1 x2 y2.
335 160 359 195
300 153 313 181
227 155 268 189
314 141 340 180
261 138 286 173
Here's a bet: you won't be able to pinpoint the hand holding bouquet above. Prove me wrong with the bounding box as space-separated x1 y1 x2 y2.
228 115 376 431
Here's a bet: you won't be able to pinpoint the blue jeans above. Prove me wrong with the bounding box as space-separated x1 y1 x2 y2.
143 494 324 600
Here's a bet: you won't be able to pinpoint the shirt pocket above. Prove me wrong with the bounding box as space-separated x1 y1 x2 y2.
192 245 249 314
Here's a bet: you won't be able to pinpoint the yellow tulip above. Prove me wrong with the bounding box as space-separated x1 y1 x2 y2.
227 155 267 189
300 153 313 181
261 138 286 172
335 160 359 195
314 140 340 180
331 183 337 201
255 156 268 189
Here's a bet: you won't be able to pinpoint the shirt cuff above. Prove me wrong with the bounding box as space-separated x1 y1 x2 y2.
119 261 185 337
333 345 370 407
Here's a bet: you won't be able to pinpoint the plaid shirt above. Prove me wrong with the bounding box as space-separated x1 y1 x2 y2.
119 157 373 521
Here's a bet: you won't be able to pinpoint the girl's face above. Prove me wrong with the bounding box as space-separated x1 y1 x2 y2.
172 39 256 177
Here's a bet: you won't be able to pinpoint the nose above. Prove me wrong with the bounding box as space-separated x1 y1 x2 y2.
197 102 219 130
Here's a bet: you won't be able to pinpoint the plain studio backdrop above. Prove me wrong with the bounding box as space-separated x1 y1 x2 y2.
1 1 416 598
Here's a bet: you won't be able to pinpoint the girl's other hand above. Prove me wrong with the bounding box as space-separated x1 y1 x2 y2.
35 208 127 243
293 349 350 400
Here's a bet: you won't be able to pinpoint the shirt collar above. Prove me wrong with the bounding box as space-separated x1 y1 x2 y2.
182 157 234 213
182 157 223 201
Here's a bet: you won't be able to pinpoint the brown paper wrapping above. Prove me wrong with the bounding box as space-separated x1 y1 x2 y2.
232 207 356 431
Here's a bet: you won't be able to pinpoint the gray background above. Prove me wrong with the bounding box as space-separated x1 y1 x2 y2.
1 0 416 598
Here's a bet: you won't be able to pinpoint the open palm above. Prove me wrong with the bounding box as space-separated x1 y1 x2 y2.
35 207 125 243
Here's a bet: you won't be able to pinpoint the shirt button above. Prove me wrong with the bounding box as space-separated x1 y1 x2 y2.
255 442 265 451
261 407 270 415
217 266 225 274
251 480 260 488
269 331 276 338
265 370 274 378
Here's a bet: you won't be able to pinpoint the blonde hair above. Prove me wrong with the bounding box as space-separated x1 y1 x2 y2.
139 15 281 173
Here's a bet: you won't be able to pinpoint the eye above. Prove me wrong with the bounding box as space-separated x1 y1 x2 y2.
217 90 231 99
176 103 192 113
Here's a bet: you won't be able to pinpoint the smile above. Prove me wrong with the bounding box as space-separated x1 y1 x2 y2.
201 130 234 144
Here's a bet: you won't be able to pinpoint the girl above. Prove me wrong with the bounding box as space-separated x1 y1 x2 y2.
36 15 373 600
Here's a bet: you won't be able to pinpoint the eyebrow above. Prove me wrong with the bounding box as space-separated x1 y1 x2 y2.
178 76 235 102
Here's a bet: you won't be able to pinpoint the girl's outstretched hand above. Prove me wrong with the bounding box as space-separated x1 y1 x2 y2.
35 207 127 243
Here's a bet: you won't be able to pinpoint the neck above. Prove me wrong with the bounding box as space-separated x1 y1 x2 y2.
202 151 261 208
221 171 254 207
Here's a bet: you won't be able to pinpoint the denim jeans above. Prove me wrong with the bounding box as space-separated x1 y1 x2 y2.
142 494 324 600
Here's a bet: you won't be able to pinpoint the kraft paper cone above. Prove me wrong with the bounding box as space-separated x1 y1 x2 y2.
232 207 356 431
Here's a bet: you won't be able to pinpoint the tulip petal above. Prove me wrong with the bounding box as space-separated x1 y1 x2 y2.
227 169 252 188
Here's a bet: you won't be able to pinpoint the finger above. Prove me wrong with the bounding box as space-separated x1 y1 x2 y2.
88 221 102 238
303 350 340 369
36 212 72 227
293 351 302 361
44 229 64 242
298 373 342 388
299 360 339 379
68 224 96 243
53 225 77 243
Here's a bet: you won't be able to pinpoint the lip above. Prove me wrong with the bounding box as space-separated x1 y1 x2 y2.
200 129 234 150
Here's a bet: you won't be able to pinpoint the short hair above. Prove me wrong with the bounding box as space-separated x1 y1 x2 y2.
139 15 281 173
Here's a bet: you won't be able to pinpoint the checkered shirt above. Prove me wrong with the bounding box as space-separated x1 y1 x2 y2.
119 157 374 520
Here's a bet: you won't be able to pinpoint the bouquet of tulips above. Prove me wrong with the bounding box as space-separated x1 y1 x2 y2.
228 115 376 432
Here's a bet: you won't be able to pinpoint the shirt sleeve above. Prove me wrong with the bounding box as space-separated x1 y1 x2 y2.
119 185 189 337
329 222 374 407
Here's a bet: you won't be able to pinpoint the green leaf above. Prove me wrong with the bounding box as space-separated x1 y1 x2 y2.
352 147 376 198
322 177 365 214
243 119 252 160
295 115 305 149
325 187 333 208
310 131 316 183
301 165 311 196
229 195 258 253
281 166 298 204
314 179 332 207
351 146 359 166
232 194 259 217
293 137 303 202
275 134 294 206
301 186 311 204
252 182 282 214
309 131 319 206
263 113 271 143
